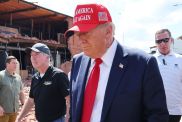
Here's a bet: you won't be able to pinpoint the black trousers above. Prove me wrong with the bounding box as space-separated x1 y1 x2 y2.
169 115 181 122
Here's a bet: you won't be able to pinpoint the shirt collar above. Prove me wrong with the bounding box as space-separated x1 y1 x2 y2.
91 39 118 66
155 50 175 57
5 69 16 77
38 66 52 78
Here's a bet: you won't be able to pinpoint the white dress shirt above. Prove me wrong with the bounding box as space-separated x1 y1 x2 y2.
85 40 117 122
154 51 182 115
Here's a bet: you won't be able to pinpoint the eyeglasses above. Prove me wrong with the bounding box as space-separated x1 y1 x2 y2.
155 38 170 44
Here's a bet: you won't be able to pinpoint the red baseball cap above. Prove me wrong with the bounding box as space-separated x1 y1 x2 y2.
65 3 112 38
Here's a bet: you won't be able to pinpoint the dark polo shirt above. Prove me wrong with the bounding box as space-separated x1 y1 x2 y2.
29 66 69 122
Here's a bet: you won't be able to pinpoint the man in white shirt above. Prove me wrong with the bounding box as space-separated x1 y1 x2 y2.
154 29 182 122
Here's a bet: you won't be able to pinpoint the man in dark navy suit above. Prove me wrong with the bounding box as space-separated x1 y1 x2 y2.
65 3 169 122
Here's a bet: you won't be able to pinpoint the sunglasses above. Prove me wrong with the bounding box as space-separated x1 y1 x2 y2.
155 38 170 44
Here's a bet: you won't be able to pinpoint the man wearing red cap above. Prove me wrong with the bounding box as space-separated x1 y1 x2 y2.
65 3 169 122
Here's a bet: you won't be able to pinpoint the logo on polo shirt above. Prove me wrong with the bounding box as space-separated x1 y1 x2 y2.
43 81 52 85
175 64 178 68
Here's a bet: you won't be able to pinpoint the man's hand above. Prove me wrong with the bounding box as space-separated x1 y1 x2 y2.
0 105 4 116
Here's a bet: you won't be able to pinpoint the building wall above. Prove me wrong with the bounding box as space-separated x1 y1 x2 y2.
173 39 182 54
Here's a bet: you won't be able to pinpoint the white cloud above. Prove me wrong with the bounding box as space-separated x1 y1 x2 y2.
115 0 182 52
166 9 182 24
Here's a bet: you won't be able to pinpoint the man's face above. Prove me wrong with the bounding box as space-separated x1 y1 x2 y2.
6 59 17 72
155 32 173 55
30 51 49 69
67 35 82 56
75 24 112 58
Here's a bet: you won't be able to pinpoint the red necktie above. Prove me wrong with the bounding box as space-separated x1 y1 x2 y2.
81 58 102 122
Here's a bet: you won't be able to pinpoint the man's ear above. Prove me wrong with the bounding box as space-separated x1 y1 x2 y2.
105 25 112 38
105 25 113 48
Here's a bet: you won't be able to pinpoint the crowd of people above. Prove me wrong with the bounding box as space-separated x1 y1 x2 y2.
0 3 182 122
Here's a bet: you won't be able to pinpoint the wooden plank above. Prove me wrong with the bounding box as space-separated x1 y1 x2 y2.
0 37 8 43
0 7 37 15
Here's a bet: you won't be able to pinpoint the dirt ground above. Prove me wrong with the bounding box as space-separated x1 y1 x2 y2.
18 86 36 122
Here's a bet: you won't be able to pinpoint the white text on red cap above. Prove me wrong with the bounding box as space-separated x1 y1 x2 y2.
74 8 93 23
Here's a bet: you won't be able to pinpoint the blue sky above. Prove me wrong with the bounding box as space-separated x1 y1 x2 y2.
26 0 182 52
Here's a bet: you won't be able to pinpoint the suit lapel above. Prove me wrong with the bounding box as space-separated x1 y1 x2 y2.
101 44 128 122
76 55 90 92
75 55 91 121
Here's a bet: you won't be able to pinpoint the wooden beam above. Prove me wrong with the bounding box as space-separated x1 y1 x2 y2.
31 19 34 37
14 14 58 22
10 13 12 25
0 7 37 15
0 0 9 3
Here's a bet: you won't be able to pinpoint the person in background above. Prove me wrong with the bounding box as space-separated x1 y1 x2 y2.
64 3 169 122
60 34 82 79
154 29 182 122
16 43 70 122
0 56 25 122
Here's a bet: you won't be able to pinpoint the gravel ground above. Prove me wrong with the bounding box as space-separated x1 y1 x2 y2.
18 86 36 122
